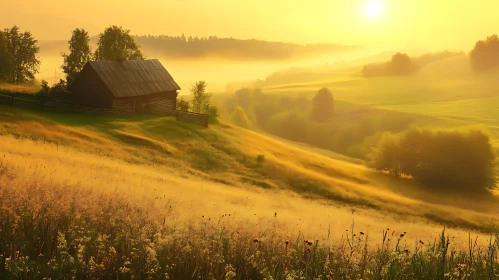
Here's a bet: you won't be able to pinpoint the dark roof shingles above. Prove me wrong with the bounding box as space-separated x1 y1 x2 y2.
88 59 180 98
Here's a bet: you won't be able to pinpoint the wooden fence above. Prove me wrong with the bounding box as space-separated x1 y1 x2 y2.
0 92 210 127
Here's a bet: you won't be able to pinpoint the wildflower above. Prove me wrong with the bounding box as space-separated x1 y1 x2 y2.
419 240 425 245
400 234 405 238
307 241 313 246
360 232 365 235
285 240 289 245
274 212 277 218
253 239 259 243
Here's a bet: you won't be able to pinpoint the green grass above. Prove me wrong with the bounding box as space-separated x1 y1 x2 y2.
260 55 499 152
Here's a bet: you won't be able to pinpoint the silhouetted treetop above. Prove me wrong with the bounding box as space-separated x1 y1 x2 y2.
470 34 499 72
0 32 13 80
311 88 335 122
62 28 92 84
3 26 40 84
95 26 144 61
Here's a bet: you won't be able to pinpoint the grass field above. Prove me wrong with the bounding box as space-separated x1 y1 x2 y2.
2 52 499 277
260 55 499 148
1 106 499 278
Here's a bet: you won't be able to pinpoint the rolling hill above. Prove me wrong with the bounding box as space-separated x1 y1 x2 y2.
1 106 498 235
2 104 499 278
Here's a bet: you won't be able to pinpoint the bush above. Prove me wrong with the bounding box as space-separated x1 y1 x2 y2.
176 98 190 111
207 105 219 124
368 128 496 193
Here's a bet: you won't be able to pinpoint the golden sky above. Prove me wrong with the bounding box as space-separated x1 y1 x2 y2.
1 0 498 50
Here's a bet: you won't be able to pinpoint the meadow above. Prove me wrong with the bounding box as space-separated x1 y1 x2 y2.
258 55 499 149
1 106 499 279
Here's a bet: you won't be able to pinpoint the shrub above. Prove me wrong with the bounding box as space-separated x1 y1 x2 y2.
368 128 496 193
177 98 190 111
207 105 219 124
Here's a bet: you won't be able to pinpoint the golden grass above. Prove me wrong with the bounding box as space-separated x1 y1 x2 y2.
0 108 496 240
0 82 39 93
0 134 493 249
1 108 499 278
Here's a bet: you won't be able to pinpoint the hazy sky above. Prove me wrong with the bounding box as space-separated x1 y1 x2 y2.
1 0 498 50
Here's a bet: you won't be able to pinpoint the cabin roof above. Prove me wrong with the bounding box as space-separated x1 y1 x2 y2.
82 59 181 98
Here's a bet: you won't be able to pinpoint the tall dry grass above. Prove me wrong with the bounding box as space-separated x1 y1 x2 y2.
1 134 498 279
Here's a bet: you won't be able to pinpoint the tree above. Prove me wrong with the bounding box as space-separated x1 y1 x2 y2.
0 32 14 80
3 26 40 84
190 81 212 113
368 128 496 193
230 106 252 128
94 26 144 61
310 87 335 122
62 29 92 84
386 53 416 76
470 34 499 72
190 80 219 123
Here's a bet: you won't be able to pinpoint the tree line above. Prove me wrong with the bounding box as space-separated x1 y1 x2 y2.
134 35 359 60
0 25 145 86
219 87 414 157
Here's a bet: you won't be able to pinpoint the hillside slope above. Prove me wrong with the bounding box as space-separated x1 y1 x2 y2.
1 106 498 234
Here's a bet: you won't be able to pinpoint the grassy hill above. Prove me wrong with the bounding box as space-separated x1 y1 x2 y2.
1 106 498 231
2 106 499 278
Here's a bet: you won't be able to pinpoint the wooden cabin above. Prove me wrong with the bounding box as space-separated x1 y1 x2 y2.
69 59 180 115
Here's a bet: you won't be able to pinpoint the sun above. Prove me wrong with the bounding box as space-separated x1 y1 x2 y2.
365 1 384 19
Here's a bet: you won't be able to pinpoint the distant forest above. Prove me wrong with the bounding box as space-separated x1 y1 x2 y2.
132 35 361 60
